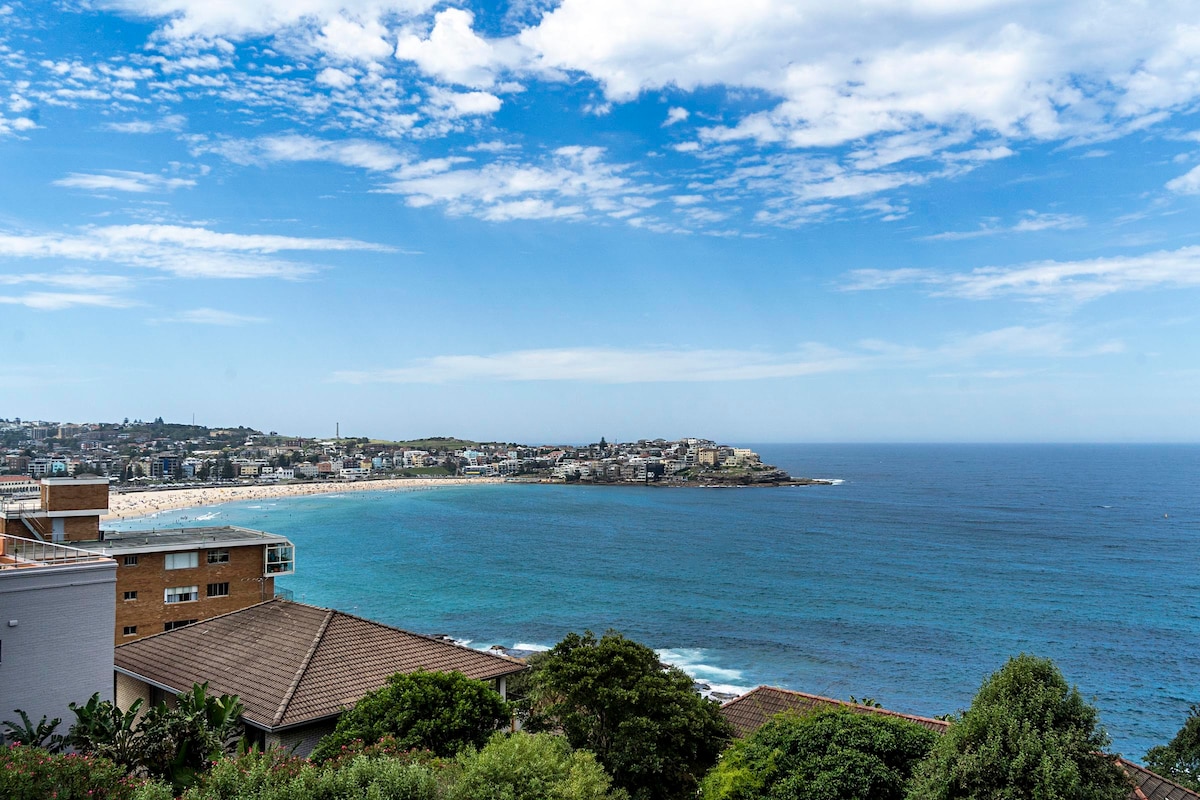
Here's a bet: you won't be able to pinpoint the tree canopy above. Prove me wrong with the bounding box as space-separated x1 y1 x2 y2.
1144 702 1200 792
451 731 623 800
906 654 1130 800
701 708 938 800
525 630 733 800
310 670 512 763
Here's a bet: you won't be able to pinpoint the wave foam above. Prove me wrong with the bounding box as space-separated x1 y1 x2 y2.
656 647 749 686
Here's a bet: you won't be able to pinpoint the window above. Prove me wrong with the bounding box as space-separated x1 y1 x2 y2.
122 626 137 636
123 555 138 566
164 619 197 631
164 585 198 604
265 543 294 575
206 582 229 598
207 548 229 564
123 590 138 601
165 552 198 570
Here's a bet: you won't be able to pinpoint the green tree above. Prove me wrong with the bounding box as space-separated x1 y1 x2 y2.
1145 703 1200 791
136 682 244 791
700 709 937 800
906 654 1130 800
526 630 733 800
310 670 512 763
67 693 144 769
451 731 625 800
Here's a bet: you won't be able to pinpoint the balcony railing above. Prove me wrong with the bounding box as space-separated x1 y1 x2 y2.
0 534 112 570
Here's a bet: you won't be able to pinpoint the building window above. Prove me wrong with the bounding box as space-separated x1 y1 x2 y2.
207 548 229 564
265 543 294 575
164 619 197 631
164 585 198 604
206 582 229 598
165 552 198 570
123 555 139 566
122 626 137 636
123 590 138 600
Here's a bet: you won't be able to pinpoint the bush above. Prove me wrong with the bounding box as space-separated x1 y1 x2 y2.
1145 703 1200 791
451 732 624 800
310 671 511 763
699 709 937 800
0 744 172 800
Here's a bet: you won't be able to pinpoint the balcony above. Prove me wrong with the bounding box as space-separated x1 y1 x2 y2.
0 534 114 570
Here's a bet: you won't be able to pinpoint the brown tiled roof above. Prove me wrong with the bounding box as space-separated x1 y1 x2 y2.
1119 758 1200 800
720 687 1196 800
720 685 950 738
114 599 526 730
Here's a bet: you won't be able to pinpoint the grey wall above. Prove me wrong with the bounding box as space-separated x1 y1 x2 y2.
0 560 116 738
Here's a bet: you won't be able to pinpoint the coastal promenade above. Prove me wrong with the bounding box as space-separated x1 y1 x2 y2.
103 477 504 522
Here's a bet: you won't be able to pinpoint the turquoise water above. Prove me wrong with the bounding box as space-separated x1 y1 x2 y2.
113 444 1200 759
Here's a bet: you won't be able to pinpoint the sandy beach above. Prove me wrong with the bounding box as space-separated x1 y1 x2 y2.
103 477 505 522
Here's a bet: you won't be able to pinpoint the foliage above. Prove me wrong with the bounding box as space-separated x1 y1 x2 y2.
2 709 65 752
67 693 145 769
1144 702 1200 791
309 670 512 763
451 732 624 800
699 709 937 800
525 630 734 800
0 744 172 800
906 654 1130 800
137 682 245 790
182 747 445 800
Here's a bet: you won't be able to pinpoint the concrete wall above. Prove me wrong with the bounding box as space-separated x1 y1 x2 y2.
0 560 116 733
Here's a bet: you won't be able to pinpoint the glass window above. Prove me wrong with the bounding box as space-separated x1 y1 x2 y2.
122 626 137 636
165 552 198 570
123 555 138 566
207 548 230 564
123 590 137 600
164 585 198 604
164 619 197 631
206 582 229 597
265 543 294 575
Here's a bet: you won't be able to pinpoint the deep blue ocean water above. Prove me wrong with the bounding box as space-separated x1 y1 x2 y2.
113 444 1200 760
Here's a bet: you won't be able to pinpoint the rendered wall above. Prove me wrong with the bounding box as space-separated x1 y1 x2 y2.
0 560 116 733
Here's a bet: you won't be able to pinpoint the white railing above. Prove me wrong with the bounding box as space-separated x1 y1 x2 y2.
0 534 111 569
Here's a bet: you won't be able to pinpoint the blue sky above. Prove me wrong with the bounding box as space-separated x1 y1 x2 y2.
2 0 1199 442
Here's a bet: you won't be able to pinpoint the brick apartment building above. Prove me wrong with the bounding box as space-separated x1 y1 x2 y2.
1 479 296 644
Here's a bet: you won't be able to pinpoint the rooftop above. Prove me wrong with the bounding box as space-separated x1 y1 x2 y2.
0 534 114 571
115 598 527 730
720 685 950 738
77 525 291 555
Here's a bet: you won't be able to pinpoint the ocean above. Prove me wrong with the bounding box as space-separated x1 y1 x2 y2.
112 444 1200 759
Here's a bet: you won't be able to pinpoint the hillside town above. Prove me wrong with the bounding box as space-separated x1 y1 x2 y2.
0 417 817 490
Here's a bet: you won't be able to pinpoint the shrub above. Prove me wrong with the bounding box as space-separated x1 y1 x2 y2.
0 743 171 800
451 732 624 800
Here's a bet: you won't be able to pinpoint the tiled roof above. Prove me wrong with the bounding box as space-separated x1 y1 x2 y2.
720 685 950 738
114 599 527 730
1119 758 1200 800
719 687 1198 800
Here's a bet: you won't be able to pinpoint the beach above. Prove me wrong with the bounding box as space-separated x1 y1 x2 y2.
102 477 505 522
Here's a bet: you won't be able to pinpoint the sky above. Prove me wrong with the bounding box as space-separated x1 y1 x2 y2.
1 0 1199 443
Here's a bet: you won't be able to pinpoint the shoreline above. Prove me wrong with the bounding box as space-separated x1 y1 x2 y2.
102 477 505 522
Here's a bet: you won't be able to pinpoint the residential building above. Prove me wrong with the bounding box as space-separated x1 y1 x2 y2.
697 448 721 467
0 475 38 496
0 534 116 728
114 599 527 756
0 477 109 542
72 525 295 644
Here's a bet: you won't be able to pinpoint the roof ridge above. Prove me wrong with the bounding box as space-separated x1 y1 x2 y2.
272 607 335 727
115 597 282 649
725 685 949 727
323 604 526 666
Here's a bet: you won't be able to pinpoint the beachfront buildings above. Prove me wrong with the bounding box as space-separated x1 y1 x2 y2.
1 478 295 644
0 533 117 728
114 598 527 756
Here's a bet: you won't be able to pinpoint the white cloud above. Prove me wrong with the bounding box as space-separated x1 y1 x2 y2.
425 87 502 117
315 67 356 89
844 245 1200 302
923 210 1086 240
193 134 407 171
314 16 393 63
395 8 515 89
663 106 689 126
0 224 393 279
1166 163 1200 194
157 307 268 325
53 170 196 193
0 292 135 310
104 114 186 133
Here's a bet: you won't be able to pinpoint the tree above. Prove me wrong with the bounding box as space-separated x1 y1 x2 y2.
906 654 1130 800
526 630 733 800
700 709 937 800
1145 703 1200 791
451 731 623 800
309 670 512 763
